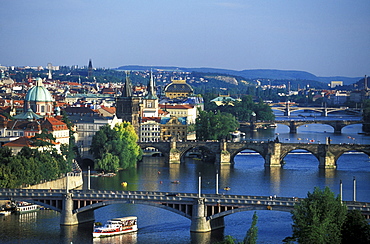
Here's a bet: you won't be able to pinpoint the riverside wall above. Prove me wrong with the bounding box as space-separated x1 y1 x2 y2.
23 173 83 190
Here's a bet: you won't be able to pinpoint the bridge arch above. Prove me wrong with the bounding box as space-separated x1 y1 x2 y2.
179 146 216 163
230 147 266 165
73 199 192 219
335 150 370 166
280 148 320 167
139 144 169 159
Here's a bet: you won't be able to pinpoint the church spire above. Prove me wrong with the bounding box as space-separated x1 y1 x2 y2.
145 70 157 99
88 59 93 78
122 71 132 97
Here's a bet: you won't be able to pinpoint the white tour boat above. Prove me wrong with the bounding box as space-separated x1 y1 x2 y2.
93 216 138 238
15 202 39 213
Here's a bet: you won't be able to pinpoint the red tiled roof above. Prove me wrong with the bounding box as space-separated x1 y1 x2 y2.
159 104 194 109
3 136 33 148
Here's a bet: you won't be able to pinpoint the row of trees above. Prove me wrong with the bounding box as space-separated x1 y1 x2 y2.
0 147 72 188
205 95 275 122
89 122 142 172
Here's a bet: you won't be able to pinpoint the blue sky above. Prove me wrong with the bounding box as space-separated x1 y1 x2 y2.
1 0 369 77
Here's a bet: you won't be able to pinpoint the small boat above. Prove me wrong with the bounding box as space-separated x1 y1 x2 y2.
171 180 180 184
101 173 116 177
224 187 231 191
0 210 11 216
15 202 39 213
93 216 138 238
121 182 128 187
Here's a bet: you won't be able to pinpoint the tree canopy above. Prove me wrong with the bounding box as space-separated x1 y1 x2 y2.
90 122 142 171
290 187 347 244
195 110 239 141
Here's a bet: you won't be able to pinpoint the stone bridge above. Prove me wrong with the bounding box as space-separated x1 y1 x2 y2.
1 189 369 232
275 120 363 134
139 141 370 169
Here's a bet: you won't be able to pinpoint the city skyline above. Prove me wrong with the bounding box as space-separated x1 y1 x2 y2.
1 0 369 77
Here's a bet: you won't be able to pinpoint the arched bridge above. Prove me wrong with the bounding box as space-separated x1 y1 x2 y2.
139 141 370 168
272 105 362 116
1 188 369 232
275 120 363 134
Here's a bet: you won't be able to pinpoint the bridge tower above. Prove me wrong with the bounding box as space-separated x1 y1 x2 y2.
190 198 224 232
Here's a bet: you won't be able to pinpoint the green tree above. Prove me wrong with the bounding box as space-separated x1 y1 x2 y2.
341 210 370 244
290 187 347 244
196 110 239 141
95 153 120 172
90 122 142 170
244 211 258 244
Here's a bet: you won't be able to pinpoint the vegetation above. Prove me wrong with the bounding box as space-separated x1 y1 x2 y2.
341 210 370 243
0 146 72 188
217 212 258 244
244 211 258 244
205 95 275 122
195 110 239 141
90 122 142 171
288 187 348 243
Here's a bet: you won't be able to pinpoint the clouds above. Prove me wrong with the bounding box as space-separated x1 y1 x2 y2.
1 0 369 76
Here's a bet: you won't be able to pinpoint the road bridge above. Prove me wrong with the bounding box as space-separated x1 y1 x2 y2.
139 141 370 168
1 189 369 232
274 120 363 134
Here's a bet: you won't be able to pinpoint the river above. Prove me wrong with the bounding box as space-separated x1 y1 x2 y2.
0 113 369 244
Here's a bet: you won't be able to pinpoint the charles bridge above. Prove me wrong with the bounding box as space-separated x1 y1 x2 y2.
138 140 370 168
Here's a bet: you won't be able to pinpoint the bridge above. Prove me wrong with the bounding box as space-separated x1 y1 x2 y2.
139 141 370 168
1 188 369 232
239 119 363 134
272 104 362 117
274 120 363 134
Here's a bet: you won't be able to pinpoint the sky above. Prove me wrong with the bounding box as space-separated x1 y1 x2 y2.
1 0 369 77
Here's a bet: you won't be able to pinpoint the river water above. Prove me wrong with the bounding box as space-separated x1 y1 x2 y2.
0 112 369 244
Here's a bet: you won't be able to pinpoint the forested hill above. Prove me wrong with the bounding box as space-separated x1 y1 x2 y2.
116 65 361 85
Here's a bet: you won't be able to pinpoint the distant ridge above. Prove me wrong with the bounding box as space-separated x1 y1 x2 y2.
116 65 361 85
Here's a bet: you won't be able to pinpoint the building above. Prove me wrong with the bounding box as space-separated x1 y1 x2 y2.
142 72 159 117
158 104 197 124
163 78 193 99
330 81 343 88
160 116 187 141
24 77 54 116
140 117 161 142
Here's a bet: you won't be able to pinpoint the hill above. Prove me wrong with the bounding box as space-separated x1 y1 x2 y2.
116 66 361 85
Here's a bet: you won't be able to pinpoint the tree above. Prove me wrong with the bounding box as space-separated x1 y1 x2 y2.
90 122 142 170
244 211 258 244
341 210 370 243
196 110 239 141
290 187 347 244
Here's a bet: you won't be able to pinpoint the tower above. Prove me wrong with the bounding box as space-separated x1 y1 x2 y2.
142 71 159 117
115 71 141 134
88 59 93 78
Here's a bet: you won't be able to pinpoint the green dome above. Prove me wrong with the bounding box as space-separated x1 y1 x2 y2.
25 78 54 102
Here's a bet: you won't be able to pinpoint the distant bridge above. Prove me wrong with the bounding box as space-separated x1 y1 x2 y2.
139 141 370 168
1 188 369 232
271 104 362 116
274 120 363 134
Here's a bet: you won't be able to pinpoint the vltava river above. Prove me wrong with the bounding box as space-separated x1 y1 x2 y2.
0 114 369 243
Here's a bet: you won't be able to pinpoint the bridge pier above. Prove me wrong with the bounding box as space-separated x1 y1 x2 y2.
60 193 95 226
190 198 224 232
264 143 282 167
289 121 297 134
318 145 336 169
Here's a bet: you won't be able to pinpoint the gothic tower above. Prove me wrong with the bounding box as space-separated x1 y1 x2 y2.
88 59 93 78
142 71 158 117
116 71 141 134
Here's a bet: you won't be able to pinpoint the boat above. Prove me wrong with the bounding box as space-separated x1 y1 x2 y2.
0 210 11 216
93 216 138 238
15 202 39 213
224 187 231 191
121 182 128 187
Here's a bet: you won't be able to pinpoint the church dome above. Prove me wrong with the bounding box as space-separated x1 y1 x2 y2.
164 79 193 93
25 78 54 102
